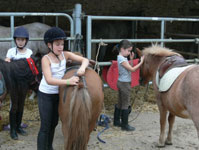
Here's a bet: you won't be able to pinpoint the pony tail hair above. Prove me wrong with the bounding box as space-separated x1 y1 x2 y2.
65 85 92 150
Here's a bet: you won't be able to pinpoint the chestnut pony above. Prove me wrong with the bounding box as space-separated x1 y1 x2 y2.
137 45 199 147
59 66 104 150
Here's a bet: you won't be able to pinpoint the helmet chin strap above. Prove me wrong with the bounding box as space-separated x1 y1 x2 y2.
49 43 61 65
15 39 28 55
17 45 25 49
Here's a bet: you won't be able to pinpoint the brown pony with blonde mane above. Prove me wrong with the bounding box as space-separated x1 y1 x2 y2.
137 45 199 147
59 67 104 150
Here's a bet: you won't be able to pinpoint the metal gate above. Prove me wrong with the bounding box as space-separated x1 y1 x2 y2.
0 12 74 49
86 15 199 65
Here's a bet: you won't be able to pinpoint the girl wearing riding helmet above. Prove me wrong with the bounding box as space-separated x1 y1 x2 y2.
5 26 33 62
4 26 32 140
37 27 89 150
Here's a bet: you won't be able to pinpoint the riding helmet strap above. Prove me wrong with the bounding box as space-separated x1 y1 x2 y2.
26 58 39 75
14 41 27 53
15 47 17 55
50 44 61 66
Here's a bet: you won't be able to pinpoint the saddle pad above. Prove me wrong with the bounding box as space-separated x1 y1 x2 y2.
156 65 193 92
107 59 140 90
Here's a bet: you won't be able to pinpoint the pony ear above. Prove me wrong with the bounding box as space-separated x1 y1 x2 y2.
136 48 142 58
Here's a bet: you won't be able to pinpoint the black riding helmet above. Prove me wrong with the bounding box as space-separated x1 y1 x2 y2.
13 26 29 49
44 27 67 45
44 27 67 63
13 26 29 39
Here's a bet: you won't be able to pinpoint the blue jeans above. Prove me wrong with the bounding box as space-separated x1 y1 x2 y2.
37 90 59 150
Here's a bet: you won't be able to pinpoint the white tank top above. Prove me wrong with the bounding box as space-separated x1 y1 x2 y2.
39 52 66 94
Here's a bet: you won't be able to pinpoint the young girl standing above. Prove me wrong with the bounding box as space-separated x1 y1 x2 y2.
113 40 144 131
37 27 89 150
5 26 37 102
5 26 33 140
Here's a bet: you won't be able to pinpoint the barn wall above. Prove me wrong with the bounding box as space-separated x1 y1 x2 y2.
0 0 198 17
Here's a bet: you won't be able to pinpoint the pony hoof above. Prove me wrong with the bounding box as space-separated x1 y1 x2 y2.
165 140 173 145
156 143 165 148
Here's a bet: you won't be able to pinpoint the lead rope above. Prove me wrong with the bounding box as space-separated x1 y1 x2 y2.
95 39 107 114
94 39 108 74
95 39 110 143
128 83 149 123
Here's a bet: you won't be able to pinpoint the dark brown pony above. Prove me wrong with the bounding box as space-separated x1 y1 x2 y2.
59 67 104 150
137 45 199 147
0 56 41 140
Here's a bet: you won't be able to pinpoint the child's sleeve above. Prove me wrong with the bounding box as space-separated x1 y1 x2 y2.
6 49 12 58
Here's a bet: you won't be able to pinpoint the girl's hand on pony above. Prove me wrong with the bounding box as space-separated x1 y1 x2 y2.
67 76 79 86
140 56 145 64
77 68 86 76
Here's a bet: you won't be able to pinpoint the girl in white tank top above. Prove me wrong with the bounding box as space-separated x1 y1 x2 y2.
37 27 89 150
39 52 66 94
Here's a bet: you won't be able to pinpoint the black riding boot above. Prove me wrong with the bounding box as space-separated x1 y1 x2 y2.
9 112 18 140
16 112 27 136
113 105 121 127
121 109 135 131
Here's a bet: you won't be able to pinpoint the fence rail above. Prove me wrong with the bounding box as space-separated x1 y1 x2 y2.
0 12 74 49
86 15 199 59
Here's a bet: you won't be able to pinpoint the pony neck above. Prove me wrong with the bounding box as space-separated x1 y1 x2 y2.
151 55 166 78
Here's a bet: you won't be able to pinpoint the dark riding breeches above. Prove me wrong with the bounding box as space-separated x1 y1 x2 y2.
37 90 59 150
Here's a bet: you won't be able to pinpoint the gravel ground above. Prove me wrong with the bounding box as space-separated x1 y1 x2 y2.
0 87 198 150
0 111 198 150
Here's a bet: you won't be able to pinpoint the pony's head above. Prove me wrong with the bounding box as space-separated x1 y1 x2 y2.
136 48 152 85
136 45 180 85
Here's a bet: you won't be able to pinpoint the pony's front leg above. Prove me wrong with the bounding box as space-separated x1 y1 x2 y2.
158 104 167 147
165 112 175 145
189 110 199 141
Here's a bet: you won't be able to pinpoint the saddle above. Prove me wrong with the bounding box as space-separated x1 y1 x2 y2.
158 55 188 78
